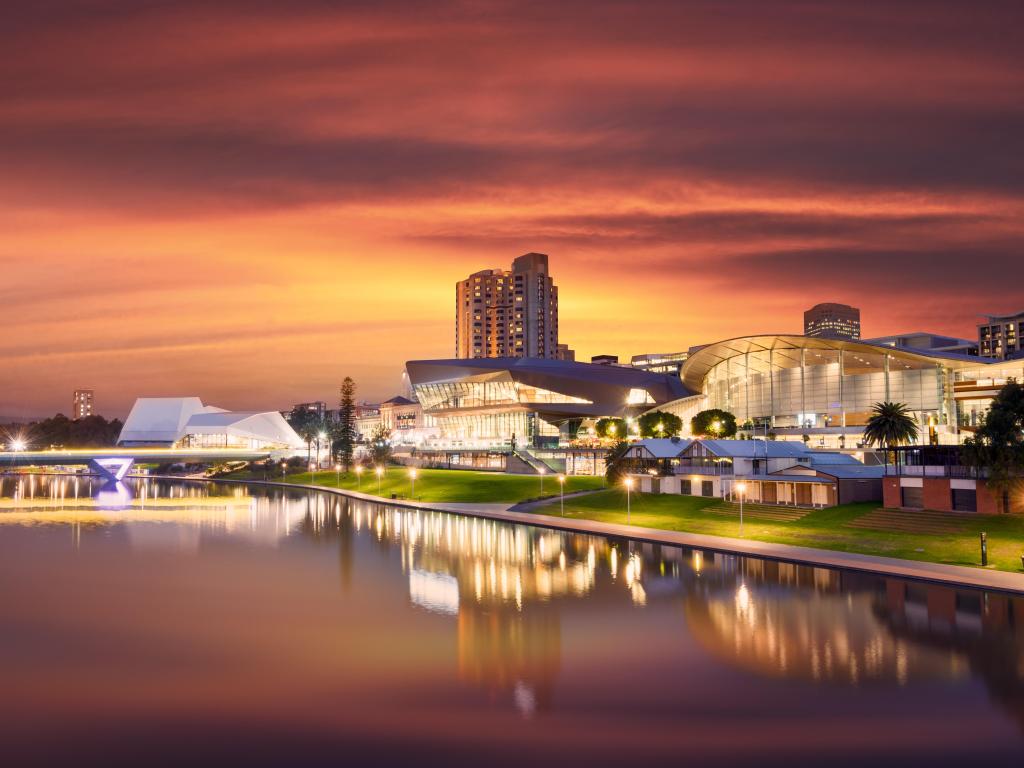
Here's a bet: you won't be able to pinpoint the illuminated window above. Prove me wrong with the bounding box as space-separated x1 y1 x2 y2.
626 388 655 405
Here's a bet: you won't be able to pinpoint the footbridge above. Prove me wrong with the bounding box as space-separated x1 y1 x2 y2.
0 448 289 483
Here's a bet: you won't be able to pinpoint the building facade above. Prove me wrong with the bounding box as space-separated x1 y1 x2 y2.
455 252 559 359
866 333 978 357
72 389 94 420
118 397 304 450
883 446 1021 514
978 311 1024 360
804 303 861 339
406 357 687 449
655 334 1024 449
631 352 689 376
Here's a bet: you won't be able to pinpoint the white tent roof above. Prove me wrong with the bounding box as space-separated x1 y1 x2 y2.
118 397 304 449
118 397 221 444
184 411 305 449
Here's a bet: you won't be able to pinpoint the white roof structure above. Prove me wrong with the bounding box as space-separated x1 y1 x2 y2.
118 397 304 449
626 438 693 459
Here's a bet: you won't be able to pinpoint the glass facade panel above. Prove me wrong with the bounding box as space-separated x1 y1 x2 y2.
702 344 945 434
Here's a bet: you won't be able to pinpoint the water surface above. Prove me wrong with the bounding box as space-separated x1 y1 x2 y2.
1 475 1022 766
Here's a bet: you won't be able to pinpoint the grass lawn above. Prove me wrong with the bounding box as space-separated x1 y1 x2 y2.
223 466 607 504
534 490 1024 574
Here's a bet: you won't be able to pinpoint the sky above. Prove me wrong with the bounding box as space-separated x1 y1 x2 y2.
2 0 1023 418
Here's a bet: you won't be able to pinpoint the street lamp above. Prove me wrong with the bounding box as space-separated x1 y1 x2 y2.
336 463 342 487
409 467 418 499
736 480 747 535
539 465 546 495
355 464 364 491
375 465 383 495
712 420 721 436
557 474 565 516
281 459 287 480
10 438 25 452
624 476 634 524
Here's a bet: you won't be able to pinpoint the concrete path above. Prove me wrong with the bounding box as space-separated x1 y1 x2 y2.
175 476 1024 594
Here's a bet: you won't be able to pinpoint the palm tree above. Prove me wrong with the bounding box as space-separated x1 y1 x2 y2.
863 401 918 464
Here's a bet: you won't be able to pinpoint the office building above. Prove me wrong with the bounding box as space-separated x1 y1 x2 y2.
978 311 1024 360
804 303 861 339
72 389 94 420
631 352 688 376
455 253 560 359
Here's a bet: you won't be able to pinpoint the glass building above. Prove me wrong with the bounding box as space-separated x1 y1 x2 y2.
663 335 1024 447
406 358 687 449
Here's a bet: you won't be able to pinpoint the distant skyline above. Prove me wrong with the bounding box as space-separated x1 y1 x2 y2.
2 1 1023 418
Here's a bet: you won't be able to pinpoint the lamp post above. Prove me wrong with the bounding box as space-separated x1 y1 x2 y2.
557 474 565 516
539 466 546 495
355 464 364 491
281 460 287 481
736 480 747 535
409 467 418 499
624 476 634 524
375 465 383 495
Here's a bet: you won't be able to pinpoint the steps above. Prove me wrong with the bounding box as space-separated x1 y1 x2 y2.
703 501 811 523
846 508 969 535
509 449 559 476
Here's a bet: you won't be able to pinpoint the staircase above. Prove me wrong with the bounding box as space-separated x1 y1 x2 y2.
703 501 812 523
846 508 969 535
508 448 560 475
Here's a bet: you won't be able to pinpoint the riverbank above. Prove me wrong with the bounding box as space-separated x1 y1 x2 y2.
222 466 605 503
199 474 1024 593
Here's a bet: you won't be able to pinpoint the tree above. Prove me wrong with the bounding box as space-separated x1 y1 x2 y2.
368 424 393 467
604 440 631 485
962 381 1024 514
336 377 357 469
690 409 737 438
288 409 320 464
863 402 918 464
636 411 683 438
595 417 627 440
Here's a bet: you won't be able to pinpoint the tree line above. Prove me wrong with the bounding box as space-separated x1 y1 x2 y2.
2 414 124 449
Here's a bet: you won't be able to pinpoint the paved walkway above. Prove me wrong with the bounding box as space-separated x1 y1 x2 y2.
188 476 1024 594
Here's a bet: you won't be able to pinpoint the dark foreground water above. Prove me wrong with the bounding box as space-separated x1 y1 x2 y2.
1 475 1023 766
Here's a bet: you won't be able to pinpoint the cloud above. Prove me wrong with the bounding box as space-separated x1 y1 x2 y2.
2 0 1023 413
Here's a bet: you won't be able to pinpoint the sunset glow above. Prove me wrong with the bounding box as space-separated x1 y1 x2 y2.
2 1 1022 416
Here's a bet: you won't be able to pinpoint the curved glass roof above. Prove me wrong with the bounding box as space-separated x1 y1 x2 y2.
679 334 984 392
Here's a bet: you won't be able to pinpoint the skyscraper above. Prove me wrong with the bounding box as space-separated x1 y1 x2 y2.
804 303 861 339
456 253 560 359
72 389 94 420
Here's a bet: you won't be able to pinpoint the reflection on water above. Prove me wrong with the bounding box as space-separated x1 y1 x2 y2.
1 474 1023 764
